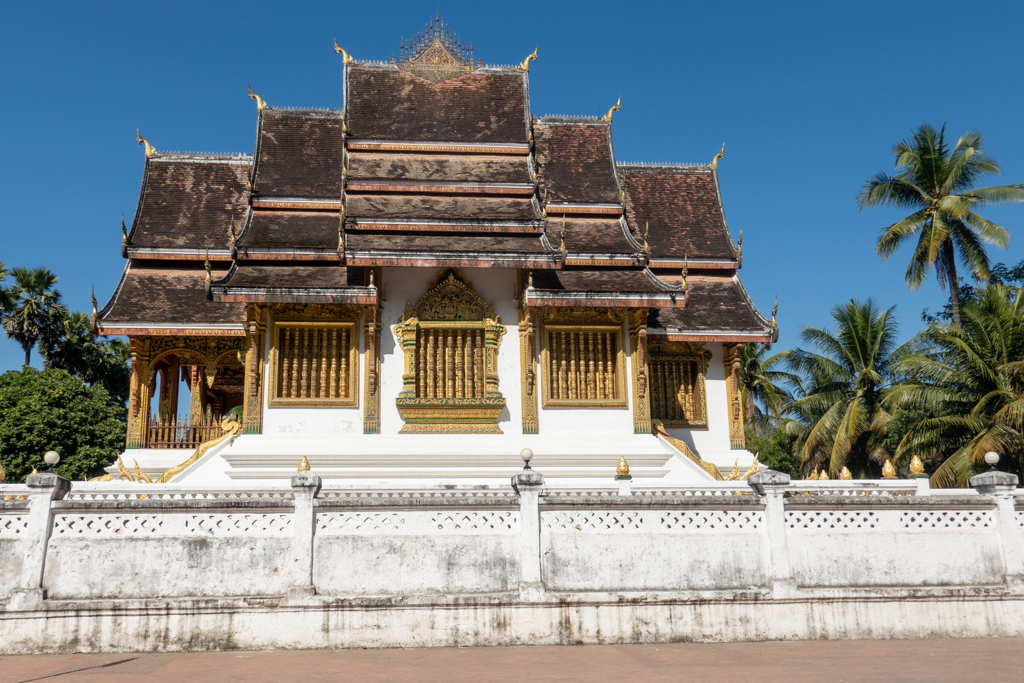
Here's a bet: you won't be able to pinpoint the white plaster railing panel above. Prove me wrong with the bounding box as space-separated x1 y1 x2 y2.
0 513 29 600
786 509 996 532
51 512 294 538
542 509 763 532
316 510 519 535
0 514 30 537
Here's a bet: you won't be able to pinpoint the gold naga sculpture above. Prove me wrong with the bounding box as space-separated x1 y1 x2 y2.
601 96 621 123
710 143 725 170
740 455 760 480
92 415 242 483
247 83 268 111
651 419 724 480
519 46 538 71
724 459 740 481
771 297 779 329
333 38 354 64
136 129 159 158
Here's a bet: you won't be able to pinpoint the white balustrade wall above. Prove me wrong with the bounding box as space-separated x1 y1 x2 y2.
2 473 1024 652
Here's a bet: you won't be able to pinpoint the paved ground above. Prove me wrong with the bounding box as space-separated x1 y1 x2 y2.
2 638 1021 682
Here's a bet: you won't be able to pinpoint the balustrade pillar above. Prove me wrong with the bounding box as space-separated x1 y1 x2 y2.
747 469 795 598
287 471 322 602
513 470 545 601
8 473 71 611
971 470 1024 584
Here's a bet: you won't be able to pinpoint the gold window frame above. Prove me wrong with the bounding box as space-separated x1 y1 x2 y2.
540 323 628 409
268 320 360 408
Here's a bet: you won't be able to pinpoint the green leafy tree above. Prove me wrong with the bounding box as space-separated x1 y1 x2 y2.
738 343 796 435
2 267 66 367
891 284 1024 487
0 368 126 482
783 299 910 477
859 125 1024 328
745 427 800 478
39 310 131 404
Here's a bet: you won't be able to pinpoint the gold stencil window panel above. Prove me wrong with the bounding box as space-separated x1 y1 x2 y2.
269 321 359 407
540 324 627 408
648 341 710 427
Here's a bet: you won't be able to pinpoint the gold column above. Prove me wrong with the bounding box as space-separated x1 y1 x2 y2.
723 342 746 449
189 365 207 425
126 336 152 449
364 297 382 434
629 309 651 434
518 305 539 434
242 305 266 435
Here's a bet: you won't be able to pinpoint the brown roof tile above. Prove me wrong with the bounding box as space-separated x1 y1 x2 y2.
346 194 537 220
647 274 768 332
347 151 531 183
254 110 344 198
218 263 357 289
346 232 549 254
129 157 250 250
620 168 736 260
239 211 338 250
533 269 668 293
534 122 621 204
100 261 243 325
346 67 527 142
545 216 637 254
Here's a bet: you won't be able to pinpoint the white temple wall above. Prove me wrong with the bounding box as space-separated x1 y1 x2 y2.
0 539 24 600
260 310 365 437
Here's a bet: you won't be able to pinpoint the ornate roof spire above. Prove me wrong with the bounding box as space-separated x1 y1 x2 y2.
136 129 158 158
519 46 538 71
710 143 725 170
333 37 354 64
247 83 268 111
121 214 128 244
601 96 621 123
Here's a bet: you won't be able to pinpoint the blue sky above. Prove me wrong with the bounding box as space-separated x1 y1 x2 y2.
2 0 1024 373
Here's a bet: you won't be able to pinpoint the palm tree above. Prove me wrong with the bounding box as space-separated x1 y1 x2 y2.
39 310 99 378
2 267 65 367
738 343 795 435
0 261 11 313
890 284 1024 487
783 299 910 477
858 125 1024 328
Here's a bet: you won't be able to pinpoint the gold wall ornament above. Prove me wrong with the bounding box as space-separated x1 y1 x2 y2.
247 83 268 111
241 305 267 435
882 458 896 479
616 456 630 477
334 38 354 64
268 320 360 408
364 295 382 434
298 456 310 472
601 96 621 123
133 460 154 484
519 45 538 71
393 268 506 433
723 343 746 449
724 459 740 481
629 308 651 433
710 143 725 170
808 466 818 480
651 420 724 480
839 466 853 480
30 467 38 475
818 468 829 480
136 129 159 158
517 302 539 434
909 454 925 475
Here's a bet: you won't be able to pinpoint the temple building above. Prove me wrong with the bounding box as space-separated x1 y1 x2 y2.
95 16 776 486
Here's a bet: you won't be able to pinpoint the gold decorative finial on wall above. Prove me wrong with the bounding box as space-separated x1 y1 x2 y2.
519 45 538 71
136 128 158 158
334 37 354 64
909 455 925 475
840 466 853 480
882 459 896 478
710 143 725 170
818 468 829 480
247 83 268 111
725 459 740 481
298 456 311 472
601 96 621 123
616 456 630 477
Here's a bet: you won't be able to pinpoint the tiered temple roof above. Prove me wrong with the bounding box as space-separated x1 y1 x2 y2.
99 19 773 343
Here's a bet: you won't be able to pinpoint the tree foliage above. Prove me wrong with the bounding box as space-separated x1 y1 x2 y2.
859 125 1024 327
1 267 65 367
38 310 131 404
738 343 795 435
0 368 126 482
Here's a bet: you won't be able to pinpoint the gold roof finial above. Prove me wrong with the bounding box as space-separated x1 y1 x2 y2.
540 188 548 219
334 37 354 64
680 253 688 292
121 214 128 244
136 128 158 158
298 456 311 472
601 96 621 123
616 456 630 477
247 175 253 193
737 228 743 259
710 143 725 170
771 297 778 329
643 221 651 254
519 45 538 71
559 215 567 253
909 455 925 475
90 286 98 319
839 466 853 481
228 217 237 247
882 459 896 479
204 251 212 285
247 83 268 111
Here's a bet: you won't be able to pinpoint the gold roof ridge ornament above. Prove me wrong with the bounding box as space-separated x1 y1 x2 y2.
559 215 567 254
334 38 354 64
298 456 311 472
771 297 778 329
121 214 128 244
710 143 725 170
228 217 237 248
737 228 743 259
519 45 538 71
136 128 159 158
247 83 268 111
601 96 621 123
643 221 651 254
90 286 98 319
680 253 688 292
204 251 212 285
